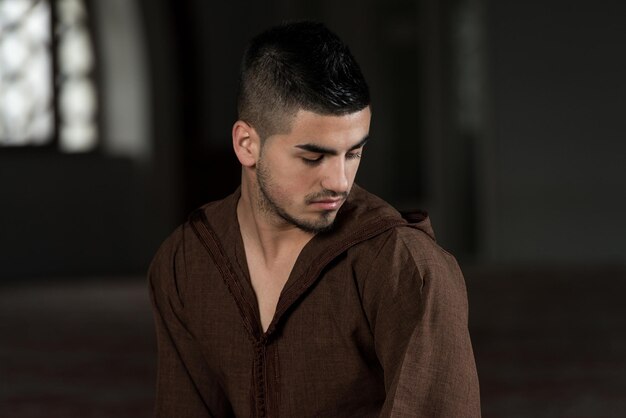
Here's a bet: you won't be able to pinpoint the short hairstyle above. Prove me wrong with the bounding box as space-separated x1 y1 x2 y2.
237 21 370 139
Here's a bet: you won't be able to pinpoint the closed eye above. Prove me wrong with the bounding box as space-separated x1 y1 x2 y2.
302 152 361 166
302 155 324 165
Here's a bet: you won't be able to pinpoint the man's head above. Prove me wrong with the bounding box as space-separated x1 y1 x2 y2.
237 21 370 139
233 22 371 234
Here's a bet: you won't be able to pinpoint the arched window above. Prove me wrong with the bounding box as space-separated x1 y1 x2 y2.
0 0 98 152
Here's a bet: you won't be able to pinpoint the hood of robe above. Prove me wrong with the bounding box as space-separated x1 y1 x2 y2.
333 183 436 242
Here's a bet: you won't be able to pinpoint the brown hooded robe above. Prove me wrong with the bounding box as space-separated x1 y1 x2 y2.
148 185 480 417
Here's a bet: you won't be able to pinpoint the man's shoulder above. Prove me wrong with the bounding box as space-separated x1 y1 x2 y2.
346 207 466 305
345 186 457 269
356 221 456 269
148 189 240 277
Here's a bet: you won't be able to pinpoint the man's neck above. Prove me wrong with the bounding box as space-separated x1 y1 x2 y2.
237 185 314 268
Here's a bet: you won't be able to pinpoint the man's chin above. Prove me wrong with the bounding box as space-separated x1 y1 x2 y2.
299 222 335 234
289 213 336 234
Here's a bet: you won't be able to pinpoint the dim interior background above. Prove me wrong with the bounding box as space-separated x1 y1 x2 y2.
1 0 625 417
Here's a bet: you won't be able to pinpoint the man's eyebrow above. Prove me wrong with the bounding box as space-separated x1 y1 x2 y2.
294 136 369 155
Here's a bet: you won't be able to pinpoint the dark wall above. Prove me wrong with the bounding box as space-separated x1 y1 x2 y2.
0 154 152 279
486 0 626 263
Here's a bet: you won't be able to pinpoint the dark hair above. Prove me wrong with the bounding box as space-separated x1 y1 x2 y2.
237 21 370 139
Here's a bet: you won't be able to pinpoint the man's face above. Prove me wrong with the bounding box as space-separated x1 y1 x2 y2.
254 107 371 233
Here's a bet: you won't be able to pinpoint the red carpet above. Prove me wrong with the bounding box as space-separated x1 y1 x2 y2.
466 265 626 418
1 279 155 418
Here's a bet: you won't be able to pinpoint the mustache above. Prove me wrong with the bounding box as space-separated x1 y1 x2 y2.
305 190 348 203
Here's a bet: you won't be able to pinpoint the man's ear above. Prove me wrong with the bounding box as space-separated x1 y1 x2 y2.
232 120 260 167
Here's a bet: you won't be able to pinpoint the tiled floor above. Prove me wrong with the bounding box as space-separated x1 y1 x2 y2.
1 266 625 417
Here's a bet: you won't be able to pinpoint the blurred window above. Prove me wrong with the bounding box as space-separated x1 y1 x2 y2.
0 0 98 152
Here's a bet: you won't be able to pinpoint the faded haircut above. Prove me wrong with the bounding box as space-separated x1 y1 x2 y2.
237 21 370 140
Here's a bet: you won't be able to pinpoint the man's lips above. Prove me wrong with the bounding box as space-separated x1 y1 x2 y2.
309 198 344 210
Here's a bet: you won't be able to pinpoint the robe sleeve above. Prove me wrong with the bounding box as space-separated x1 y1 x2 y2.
362 230 481 417
148 226 232 418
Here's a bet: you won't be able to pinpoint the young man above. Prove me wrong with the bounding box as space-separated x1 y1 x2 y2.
149 21 480 417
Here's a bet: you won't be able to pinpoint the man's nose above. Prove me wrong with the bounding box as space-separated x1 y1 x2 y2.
320 158 349 193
